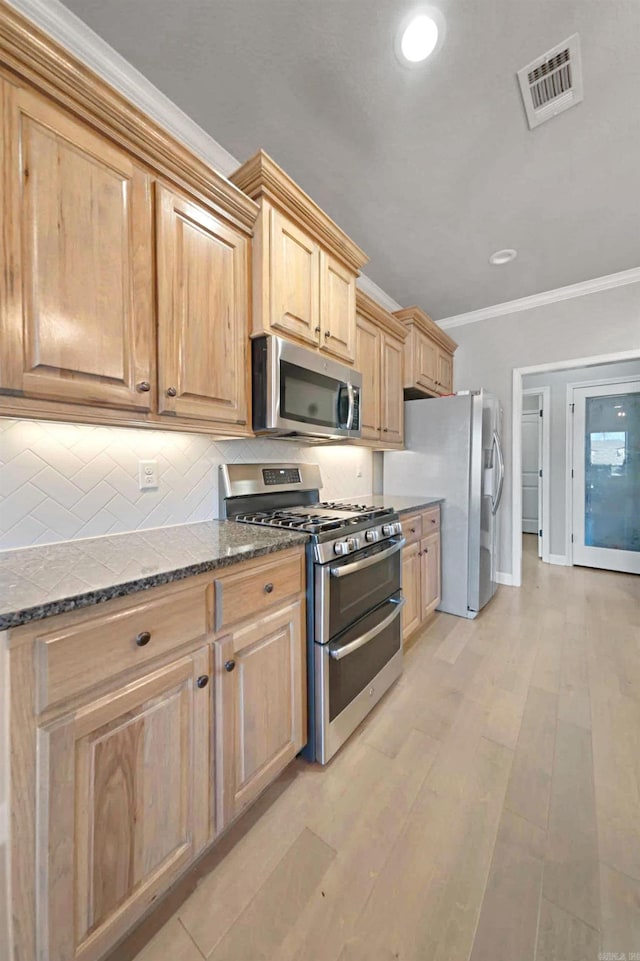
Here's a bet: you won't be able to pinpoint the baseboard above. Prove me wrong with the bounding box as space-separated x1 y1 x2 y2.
496 571 515 586
548 554 570 566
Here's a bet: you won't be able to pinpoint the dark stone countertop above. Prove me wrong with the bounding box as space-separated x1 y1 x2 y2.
0 521 308 631
333 495 444 516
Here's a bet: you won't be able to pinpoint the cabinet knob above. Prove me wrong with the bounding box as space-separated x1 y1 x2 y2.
324 331 331 339
383 428 389 433
315 326 321 333
225 659 236 672
264 582 274 594
166 386 177 397
197 675 209 689
135 631 151 647
424 547 429 553
136 381 151 393
410 527 416 534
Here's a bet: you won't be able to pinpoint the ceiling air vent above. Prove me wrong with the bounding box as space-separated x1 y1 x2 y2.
517 33 583 129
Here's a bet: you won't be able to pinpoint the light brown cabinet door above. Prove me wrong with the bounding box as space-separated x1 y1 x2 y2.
436 348 453 394
215 598 306 828
381 334 404 445
401 540 422 643
37 648 212 961
1 83 154 409
421 531 441 620
355 313 381 441
269 207 320 346
156 184 250 425
415 332 438 393
320 250 356 363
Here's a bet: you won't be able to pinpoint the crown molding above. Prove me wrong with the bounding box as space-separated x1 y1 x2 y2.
356 274 402 314
4 0 240 177
394 306 458 353
436 267 640 330
230 150 369 274
356 289 407 340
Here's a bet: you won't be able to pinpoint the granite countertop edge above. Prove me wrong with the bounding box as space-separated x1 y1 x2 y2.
0 533 308 632
393 497 445 515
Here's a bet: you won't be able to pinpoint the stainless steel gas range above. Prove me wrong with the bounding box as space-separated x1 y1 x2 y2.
219 463 405 764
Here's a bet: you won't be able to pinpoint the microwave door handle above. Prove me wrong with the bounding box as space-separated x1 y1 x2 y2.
329 597 405 660
329 537 405 577
346 383 355 430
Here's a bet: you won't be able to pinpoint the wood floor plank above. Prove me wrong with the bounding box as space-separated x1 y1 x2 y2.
600 862 640 957
535 898 600 961
277 729 440 961
131 918 203 961
469 809 545 961
543 719 600 929
207 827 335 961
504 685 557 830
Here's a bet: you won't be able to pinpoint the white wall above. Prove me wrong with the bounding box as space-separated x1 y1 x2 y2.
523 359 640 558
0 421 373 550
452 280 640 578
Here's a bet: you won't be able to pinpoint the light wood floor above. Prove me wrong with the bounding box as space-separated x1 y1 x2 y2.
132 535 640 961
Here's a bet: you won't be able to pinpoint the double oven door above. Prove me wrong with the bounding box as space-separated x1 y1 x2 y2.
314 536 405 763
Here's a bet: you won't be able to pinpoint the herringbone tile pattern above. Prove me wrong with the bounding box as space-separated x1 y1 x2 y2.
0 419 373 549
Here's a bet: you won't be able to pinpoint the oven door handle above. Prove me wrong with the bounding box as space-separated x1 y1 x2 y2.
329 537 405 578
328 597 406 661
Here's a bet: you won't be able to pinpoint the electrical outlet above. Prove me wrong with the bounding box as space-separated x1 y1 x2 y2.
138 460 159 490
356 466 363 478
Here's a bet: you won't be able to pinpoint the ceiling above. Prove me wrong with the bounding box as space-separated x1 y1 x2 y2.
60 0 640 319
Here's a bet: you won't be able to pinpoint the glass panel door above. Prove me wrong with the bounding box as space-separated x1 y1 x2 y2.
572 381 640 573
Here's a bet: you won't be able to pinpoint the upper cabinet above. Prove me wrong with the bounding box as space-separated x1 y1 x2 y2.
355 290 407 449
230 151 368 365
0 11 259 435
156 185 250 427
1 84 155 411
393 306 458 399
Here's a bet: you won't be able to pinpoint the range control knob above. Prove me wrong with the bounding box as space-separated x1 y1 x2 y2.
346 536 359 552
382 521 402 537
365 529 380 543
334 541 350 556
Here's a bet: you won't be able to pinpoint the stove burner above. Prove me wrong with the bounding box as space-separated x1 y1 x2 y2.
235 500 395 536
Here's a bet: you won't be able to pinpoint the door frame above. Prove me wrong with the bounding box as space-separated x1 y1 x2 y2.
566 374 640 568
522 386 551 562
511 348 640 588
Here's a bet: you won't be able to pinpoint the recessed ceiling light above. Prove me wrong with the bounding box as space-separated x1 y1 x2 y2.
489 248 518 266
400 14 439 62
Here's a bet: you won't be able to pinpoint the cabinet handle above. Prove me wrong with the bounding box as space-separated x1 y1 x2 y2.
196 675 209 689
136 381 151 393
264 582 274 594
225 659 236 672
166 386 177 397
135 631 151 647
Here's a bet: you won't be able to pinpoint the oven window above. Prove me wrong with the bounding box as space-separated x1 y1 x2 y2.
324 541 401 640
328 596 402 721
281 361 349 428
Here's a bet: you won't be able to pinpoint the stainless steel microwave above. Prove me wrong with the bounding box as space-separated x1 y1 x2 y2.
252 335 362 441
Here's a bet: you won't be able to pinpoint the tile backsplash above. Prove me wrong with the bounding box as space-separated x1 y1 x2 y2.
0 419 374 550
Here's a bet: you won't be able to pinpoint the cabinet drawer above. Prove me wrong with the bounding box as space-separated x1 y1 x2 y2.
213 550 304 631
35 583 210 712
401 513 422 544
421 507 440 532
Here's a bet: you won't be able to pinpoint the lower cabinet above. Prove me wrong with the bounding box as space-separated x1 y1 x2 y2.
401 509 442 645
37 647 212 961
214 598 306 827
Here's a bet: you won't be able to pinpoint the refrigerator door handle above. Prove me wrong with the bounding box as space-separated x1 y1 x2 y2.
491 431 505 515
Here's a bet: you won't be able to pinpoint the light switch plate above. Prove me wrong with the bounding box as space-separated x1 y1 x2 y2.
138 460 159 490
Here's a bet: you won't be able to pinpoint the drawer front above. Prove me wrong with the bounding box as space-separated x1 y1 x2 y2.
421 507 440 533
214 550 304 631
36 583 210 712
401 513 422 544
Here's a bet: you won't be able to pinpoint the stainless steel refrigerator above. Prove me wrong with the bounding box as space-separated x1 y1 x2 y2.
384 391 504 618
